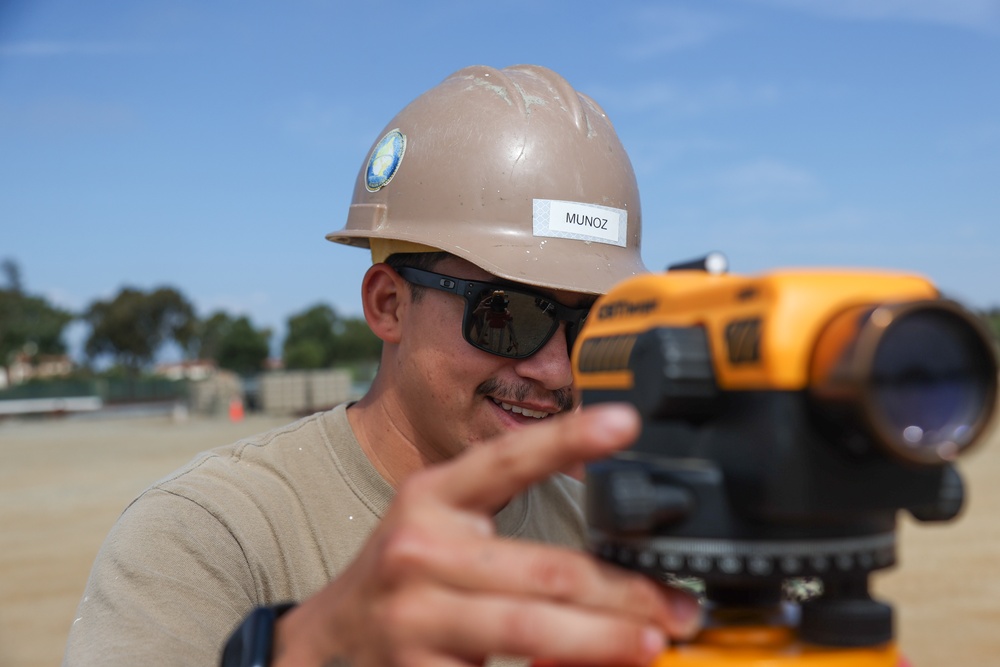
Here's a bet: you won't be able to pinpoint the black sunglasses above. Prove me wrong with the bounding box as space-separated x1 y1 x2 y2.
395 266 591 359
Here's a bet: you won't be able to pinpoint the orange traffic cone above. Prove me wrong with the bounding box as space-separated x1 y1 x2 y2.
228 398 244 422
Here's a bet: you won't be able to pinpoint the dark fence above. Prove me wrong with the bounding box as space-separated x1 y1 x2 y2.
0 377 188 404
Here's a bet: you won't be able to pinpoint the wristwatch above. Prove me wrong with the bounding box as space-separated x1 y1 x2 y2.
220 603 295 667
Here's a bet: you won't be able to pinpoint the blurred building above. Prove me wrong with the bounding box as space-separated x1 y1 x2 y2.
0 353 74 389
258 369 352 416
153 359 217 382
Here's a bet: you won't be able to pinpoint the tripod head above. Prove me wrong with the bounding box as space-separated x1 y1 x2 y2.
573 255 997 661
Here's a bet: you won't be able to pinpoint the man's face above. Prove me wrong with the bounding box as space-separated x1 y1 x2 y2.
394 255 593 461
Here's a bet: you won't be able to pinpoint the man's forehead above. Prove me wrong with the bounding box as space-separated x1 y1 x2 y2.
434 255 595 309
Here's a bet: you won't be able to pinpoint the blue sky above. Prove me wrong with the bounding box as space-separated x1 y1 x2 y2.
3 0 999 357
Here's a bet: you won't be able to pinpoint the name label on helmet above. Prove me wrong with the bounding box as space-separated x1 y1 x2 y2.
532 199 627 247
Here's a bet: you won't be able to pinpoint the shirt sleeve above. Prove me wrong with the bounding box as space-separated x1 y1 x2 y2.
62 488 257 666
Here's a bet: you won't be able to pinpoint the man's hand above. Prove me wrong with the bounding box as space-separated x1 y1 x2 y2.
271 404 701 667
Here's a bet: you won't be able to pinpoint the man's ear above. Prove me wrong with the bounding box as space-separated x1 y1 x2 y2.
361 263 406 344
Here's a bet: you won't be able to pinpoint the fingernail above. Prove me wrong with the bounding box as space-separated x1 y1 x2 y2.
641 626 666 661
591 404 639 441
669 592 702 639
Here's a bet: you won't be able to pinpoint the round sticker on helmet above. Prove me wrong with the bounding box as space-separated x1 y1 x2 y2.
365 129 406 192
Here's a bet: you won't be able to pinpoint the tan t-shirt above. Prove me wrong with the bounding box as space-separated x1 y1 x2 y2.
63 404 586 665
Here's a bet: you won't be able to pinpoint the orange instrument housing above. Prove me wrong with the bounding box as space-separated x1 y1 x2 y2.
559 262 997 667
575 269 938 392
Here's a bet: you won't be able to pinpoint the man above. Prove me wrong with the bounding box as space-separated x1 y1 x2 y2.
63 64 700 667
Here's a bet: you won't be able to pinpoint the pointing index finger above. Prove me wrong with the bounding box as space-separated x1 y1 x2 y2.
429 403 640 513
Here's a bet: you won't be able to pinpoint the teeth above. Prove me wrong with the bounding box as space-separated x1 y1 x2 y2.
493 399 548 419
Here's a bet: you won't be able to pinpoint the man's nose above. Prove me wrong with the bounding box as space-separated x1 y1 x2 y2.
512 323 574 391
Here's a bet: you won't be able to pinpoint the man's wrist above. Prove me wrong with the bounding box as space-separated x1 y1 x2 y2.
220 603 296 667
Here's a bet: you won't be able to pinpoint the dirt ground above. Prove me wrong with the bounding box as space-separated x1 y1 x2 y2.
1 411 998 667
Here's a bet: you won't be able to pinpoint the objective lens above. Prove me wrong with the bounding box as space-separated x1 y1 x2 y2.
811 299 998 465
869 308 995 463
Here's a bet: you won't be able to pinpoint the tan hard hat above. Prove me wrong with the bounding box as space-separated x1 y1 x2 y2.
327 64 646 295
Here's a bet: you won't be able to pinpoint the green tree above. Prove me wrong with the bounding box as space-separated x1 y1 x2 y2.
0 259 74 367
283 304 338 369
284 337 327 369
282 304 381 369
2 258 23 293
193 310 237 361
83 286 196 374
215 316 271 376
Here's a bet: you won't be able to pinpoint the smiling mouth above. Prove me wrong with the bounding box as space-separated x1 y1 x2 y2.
491 398 551 420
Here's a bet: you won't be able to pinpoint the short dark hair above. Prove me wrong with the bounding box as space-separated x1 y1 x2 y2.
384 251 451 302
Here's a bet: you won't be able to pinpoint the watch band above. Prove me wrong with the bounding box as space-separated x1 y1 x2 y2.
220 603 296 667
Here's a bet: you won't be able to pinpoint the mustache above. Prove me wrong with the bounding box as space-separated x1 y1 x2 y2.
476 378 575 414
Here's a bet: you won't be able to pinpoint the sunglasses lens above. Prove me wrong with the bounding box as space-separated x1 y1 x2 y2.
466 289 558 357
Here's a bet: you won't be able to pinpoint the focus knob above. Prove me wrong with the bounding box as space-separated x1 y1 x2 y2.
586 462 694 535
